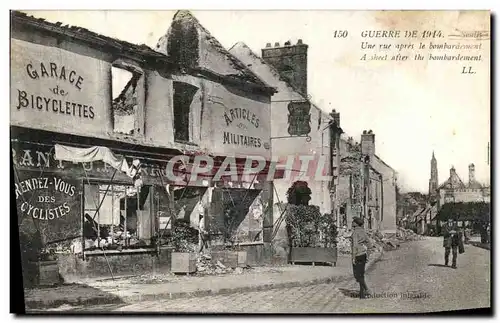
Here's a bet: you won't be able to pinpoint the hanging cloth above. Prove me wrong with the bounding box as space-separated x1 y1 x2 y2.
54 144 143 187
54 144 129 172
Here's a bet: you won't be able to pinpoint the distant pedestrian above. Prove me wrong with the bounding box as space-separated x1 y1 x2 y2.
351 217 372 299
464 228 471 244
442 219 465 269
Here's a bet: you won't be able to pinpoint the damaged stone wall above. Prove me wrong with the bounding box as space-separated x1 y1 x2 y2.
337 137 394 232
337 139 364 228
164 11 200 68
157 10 262 84
371 155 397 233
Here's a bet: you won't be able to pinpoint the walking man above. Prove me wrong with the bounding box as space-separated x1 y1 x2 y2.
442 219 465 269
351 217 372 299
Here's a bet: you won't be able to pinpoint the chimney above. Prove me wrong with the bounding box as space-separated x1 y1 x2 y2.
469 163 476 183
361 130 375 160
261 39 309 96
330 109 340 126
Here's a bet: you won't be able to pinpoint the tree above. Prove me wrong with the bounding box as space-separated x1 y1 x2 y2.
286 181 312 206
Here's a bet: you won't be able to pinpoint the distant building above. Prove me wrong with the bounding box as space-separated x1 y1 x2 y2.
336 131 398 234
428 153 490 208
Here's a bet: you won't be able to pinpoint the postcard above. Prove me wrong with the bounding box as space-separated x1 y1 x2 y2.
10 9 490 314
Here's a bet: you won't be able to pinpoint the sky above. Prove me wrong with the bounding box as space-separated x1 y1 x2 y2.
20 10 491 193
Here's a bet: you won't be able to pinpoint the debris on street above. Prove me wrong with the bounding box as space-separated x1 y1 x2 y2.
130 273 174 284
396 227 424 242
336 226 423 254
336 227 352 255
195 254 252 276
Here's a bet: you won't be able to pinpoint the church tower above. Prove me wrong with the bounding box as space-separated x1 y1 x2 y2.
428 151 439 197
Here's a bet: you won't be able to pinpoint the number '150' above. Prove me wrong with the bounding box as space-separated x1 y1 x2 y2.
333 30 348 38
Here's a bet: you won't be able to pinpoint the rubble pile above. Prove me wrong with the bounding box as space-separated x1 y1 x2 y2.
131 273 174 284
396 227 424 242
366 229 399 251
336 227 353 255
336 227 396 254
195 254 249 276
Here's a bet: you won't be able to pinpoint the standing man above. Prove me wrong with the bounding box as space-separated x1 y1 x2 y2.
198 200 209 254
442 219 465 268
351 217 372 299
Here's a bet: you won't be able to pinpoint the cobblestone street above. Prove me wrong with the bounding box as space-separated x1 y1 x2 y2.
67 237 490 313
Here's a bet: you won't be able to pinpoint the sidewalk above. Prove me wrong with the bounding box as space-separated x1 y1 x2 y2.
468 241 490 250
25 250 383 310
468 236 490 250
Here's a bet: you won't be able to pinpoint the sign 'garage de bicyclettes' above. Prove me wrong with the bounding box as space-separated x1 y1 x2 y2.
10 39 111 137
15 62 96 120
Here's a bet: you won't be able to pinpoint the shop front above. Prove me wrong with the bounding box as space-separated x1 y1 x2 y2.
11 11 281 283
12 127 200 283
13 127 283 283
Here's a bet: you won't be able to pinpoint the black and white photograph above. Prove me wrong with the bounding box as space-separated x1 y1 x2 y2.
9 8 491 314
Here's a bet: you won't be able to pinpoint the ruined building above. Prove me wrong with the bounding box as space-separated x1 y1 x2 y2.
230 40 341 262
11 10 282 285
337 131 397 234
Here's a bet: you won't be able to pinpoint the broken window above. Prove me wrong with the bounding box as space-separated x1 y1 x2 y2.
112 65 142 135
83 183 153 250
211 188 262 244
173 81 198 143
369 179 373 200
340 205 347 227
